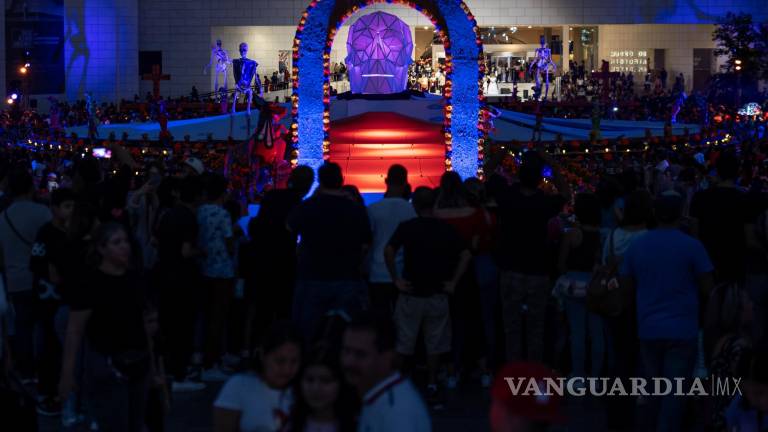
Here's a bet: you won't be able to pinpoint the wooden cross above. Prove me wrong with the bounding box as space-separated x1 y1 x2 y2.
591 61 619 101
141 64 171 100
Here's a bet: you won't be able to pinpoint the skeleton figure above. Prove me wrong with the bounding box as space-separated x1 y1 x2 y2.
231 42 263 115
671 91 687 124
528 36 557 101
204 40 232 98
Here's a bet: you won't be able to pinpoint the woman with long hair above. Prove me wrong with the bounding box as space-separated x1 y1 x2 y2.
463 177 499 384
284 347 358 432
433 171 490 388
707 284 755 431
214 322 302 432
59 222 150 432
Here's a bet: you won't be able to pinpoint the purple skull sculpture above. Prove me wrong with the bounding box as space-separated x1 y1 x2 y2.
345 12 413 94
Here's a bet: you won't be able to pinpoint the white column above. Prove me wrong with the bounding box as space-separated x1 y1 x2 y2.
562 25 570 74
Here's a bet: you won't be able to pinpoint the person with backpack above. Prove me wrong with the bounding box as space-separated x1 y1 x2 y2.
596 190 653 429
0 168 52 381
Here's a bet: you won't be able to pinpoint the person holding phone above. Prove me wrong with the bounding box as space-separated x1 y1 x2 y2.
91 148 112 159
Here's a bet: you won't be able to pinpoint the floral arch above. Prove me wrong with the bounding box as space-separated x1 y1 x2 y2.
290 0 487 179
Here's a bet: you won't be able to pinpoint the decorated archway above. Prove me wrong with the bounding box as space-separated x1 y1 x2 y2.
289 0 486 180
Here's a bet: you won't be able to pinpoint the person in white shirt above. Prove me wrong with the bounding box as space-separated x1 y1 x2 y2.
214 322 302 432
366 165 415 315
341 315 430 432
0 168 52 379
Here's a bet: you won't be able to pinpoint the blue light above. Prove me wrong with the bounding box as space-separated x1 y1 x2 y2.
296 0 335 170
436 0 481 179
10 93 18 100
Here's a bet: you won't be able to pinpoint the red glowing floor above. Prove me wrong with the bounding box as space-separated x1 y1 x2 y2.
328 112 446 192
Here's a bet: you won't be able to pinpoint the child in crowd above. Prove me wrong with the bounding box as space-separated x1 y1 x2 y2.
284 347 358 432
214 322 302 432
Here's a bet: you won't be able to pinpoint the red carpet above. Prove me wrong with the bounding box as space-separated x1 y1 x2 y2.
329 112 446 192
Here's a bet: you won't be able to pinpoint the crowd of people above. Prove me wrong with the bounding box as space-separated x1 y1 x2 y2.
407 61 448 94
1 55 768 432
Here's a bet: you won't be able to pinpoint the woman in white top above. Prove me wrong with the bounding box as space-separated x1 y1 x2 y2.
601 190 652 263
486 75 500 95
214 323 302 432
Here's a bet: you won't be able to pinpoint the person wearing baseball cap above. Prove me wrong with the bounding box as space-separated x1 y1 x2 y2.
490 362 566 432
182 157 205 177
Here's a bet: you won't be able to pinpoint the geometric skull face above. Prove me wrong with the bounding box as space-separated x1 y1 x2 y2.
345 12 413 94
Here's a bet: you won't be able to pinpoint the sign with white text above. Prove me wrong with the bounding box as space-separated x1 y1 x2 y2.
608 50 648 73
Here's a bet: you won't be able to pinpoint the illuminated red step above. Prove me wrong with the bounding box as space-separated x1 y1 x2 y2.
329 112 446 193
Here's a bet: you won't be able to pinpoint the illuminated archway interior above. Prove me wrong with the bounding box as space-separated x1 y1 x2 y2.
290 0 486 184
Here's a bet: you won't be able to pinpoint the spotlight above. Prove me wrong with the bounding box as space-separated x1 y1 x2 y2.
24 62 30 68
423 26 428 30
612 106 619 112
19 66 27 74
6 98 13 104
10 93 18 100
527 25 532 29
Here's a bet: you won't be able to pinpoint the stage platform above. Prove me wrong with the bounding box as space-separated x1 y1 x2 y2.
67 109 264 141
66 93 697 143
66 94 698 192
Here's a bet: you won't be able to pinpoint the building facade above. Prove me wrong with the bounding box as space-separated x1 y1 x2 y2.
2 0 766 104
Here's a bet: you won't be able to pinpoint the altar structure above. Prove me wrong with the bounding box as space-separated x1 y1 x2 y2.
291 0 486 181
